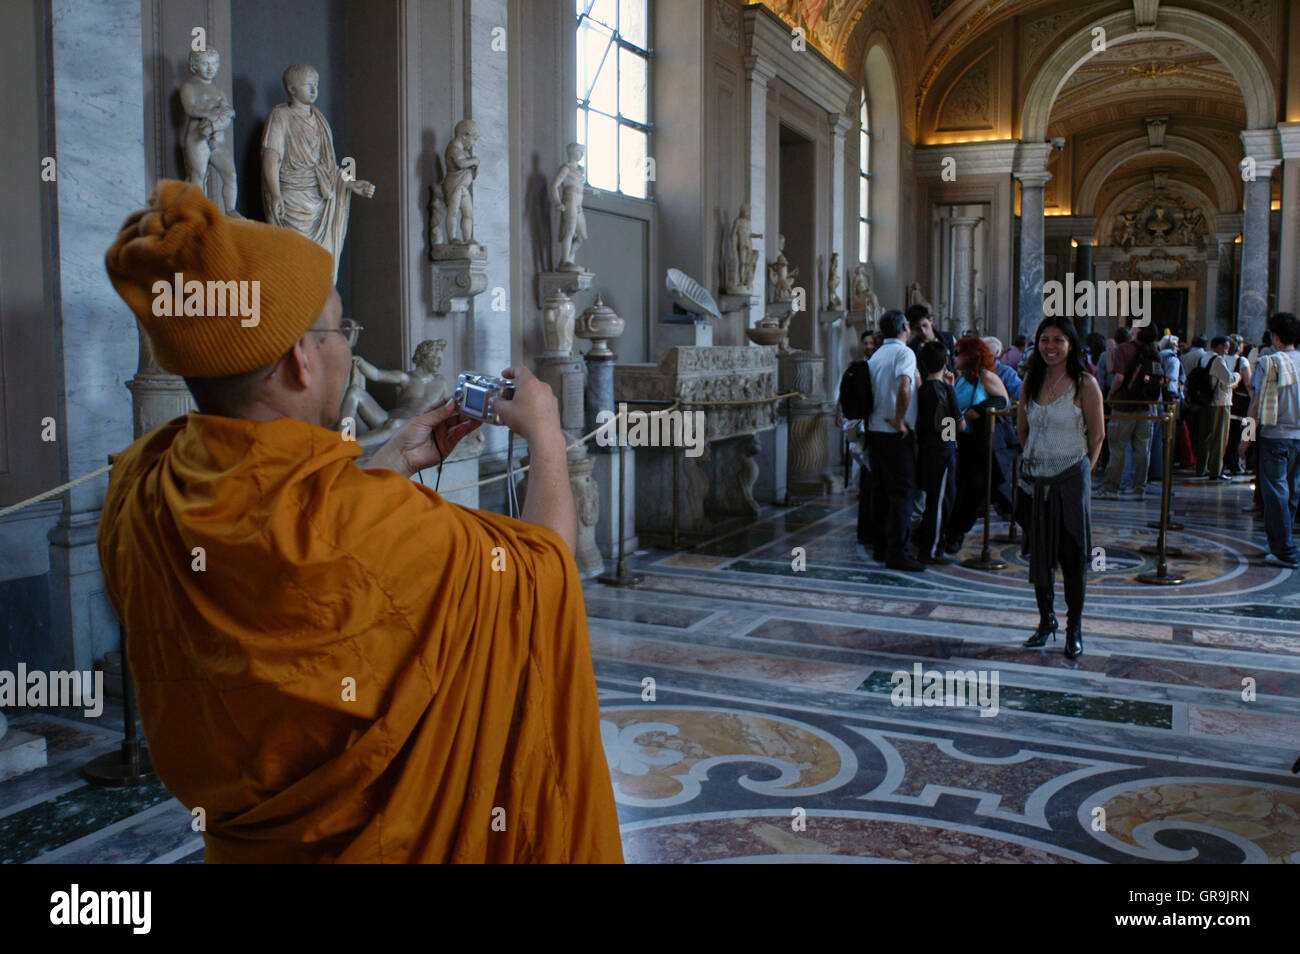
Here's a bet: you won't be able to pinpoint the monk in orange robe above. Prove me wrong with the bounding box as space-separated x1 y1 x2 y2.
98 180 623 862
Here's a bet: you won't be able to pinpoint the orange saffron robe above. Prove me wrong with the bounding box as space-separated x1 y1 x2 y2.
97 414 624 863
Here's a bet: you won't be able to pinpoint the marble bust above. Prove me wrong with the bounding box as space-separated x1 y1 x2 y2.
180 47 240 216
261 62 375 280
550 142 587 271
339 339 449 450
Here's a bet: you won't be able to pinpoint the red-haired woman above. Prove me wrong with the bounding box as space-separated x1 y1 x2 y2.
943 336 1010 553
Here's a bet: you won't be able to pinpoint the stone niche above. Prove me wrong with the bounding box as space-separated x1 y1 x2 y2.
615 346 778 542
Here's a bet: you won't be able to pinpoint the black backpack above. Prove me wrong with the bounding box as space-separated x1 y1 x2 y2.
838 359 874 421
1122 345 1166 403
1186 361 1213 406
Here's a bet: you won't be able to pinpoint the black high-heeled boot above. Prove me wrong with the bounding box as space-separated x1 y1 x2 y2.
1064 620 1083 659
1023 585 1057 648
1063 571 1084 659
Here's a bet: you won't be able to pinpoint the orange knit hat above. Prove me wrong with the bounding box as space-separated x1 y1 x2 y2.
105 180 334 377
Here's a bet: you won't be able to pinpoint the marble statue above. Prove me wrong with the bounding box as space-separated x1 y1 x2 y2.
906 281 932 314
180 47 240 216
442 119 481 246
550 143 587 271
262 63 375 281
339 339 448 450
428 185 447 247
768 234 799 303
1113 212 1138 249
1175 207 1206 248
1146 205 1173 245
727 204 762 294
826 252 843 311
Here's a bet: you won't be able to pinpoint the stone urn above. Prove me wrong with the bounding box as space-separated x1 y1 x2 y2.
576 294 624 356
746 321 787 349
542 289 577 355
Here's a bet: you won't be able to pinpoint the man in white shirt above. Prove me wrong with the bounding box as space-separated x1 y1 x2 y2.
1242 312 1300 567
867 309 924 572
1203 336 1242 480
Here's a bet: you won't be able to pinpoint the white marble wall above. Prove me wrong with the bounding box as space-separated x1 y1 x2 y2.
47 0 148 670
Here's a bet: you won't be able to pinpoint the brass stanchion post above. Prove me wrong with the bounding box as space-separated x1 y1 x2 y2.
1138 406 1185 585
961 408 1008 570
672 442 680 550
83 622 154 786
996 454 1020 543
1148 401 1184 531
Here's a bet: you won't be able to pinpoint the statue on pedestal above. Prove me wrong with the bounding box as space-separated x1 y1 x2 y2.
906 281 932 314
826 252 843 311
339 339 449 450
726 204 762 294
550 143 587 271
768 234 799 303
261 63 375 281
442 119 481 248
180 47 240 216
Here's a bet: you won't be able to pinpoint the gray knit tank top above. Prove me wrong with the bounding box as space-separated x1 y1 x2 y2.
1023 380 1088 480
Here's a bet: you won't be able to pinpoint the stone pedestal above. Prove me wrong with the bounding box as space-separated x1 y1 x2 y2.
0 725 47 782
593 450 638 560
950 215 982 331
430 251 489 313
535 352 586 433
753 419 789 505
780 349 836 496
703 434 762 517
567 448 603 578
658 315 713 350
536 268 594 308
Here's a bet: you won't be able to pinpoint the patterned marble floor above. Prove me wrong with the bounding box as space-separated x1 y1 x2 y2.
3 471 1298 864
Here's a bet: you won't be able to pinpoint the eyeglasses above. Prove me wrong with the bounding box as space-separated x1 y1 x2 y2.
308 318 363 348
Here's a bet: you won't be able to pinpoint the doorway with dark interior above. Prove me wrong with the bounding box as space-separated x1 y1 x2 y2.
1150 287 1188 340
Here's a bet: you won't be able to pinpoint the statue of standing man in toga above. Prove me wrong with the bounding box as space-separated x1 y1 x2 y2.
261 63 375 280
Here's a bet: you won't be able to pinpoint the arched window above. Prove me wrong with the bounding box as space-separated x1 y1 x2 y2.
859 91 870 263
576 0 652 198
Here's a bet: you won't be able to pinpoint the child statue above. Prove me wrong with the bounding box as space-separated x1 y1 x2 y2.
180 47 240 216
442 119 481 247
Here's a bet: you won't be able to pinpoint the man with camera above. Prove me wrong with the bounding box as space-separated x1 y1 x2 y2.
98 181 623 863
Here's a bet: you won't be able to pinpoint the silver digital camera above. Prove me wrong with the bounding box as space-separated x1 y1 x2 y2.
454 372 515 425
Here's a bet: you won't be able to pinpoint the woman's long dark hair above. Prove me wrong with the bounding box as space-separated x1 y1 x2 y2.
1023 316 1088 403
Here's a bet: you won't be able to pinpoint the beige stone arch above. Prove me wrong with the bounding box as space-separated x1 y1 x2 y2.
1097 179 1218 247
1021 8 1275 143
1077 136 1239 218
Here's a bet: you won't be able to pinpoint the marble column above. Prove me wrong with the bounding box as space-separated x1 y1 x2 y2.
1074 238 1095 336
1237 130 1281 345
950 216 982 330
743 55 777 331
1276 122 1300 313
1015 171 1051 343
1212 231 1237 338
825 111 851 398
47 0 149 671
1238 173 1276 345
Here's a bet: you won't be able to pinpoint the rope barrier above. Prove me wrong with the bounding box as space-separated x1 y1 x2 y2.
1 391 806 514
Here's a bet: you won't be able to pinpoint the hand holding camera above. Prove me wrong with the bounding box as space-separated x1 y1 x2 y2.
470 366 564 451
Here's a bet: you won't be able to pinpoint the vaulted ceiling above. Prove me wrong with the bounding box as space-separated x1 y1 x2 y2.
756 0 1285 221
